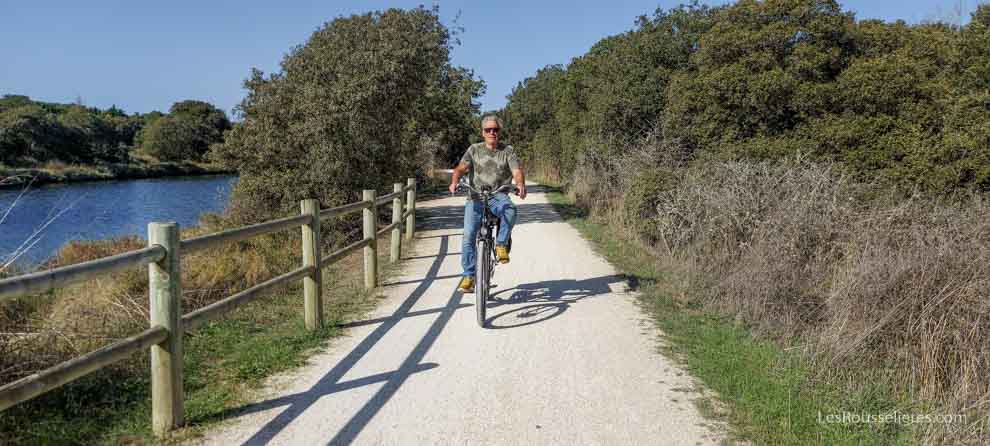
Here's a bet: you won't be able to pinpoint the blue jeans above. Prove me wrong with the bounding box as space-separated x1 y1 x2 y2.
462 193 517 277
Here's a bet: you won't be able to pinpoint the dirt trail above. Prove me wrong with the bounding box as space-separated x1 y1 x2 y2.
194 184 724 445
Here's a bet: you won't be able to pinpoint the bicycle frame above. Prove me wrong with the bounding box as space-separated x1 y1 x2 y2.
456 181 515 327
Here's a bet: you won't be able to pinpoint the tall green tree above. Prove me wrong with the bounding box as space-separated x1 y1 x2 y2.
502 65 565 163
662 0 856 155
503 1 990 192
503 3 715 178
211 6 482 221
140 100 230 162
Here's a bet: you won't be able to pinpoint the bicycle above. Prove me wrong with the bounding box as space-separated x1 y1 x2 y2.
455 180 517 328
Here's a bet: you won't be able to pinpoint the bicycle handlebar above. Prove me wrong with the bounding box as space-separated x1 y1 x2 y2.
455 180 518 196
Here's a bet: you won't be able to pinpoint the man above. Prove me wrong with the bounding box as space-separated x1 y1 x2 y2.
448 114 527 293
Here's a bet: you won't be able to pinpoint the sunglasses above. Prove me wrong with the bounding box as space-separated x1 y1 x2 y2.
483 127 500 134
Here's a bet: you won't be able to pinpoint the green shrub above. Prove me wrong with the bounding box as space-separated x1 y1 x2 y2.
506 2 990 194
211 7 481 224
140 100 230 162
622 168 678 244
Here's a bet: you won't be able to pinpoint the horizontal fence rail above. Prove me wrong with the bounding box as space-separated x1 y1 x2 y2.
377 220 401 237
0 326 168 411
180 214 312 254
374 190 402 206
320 199 372 220
0 246 167 302
322 237 373 265
182 265 316 331
0 178 418 437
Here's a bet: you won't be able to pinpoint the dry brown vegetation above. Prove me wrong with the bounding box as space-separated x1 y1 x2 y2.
559 132 990 444
0 192 416 444
0 215 307 387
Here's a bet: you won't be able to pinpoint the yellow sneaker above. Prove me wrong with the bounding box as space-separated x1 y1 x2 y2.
495 245 510 264
458 276 475 293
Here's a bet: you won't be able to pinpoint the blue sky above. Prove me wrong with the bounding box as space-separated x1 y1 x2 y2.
1 1 982 116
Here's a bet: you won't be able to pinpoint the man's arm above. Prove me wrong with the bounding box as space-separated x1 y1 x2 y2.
449 162 470 194
512 168 527 200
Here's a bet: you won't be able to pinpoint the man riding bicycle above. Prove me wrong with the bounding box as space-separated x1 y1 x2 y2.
448 114 527 293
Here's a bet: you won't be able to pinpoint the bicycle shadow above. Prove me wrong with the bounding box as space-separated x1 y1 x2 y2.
483 274 630 329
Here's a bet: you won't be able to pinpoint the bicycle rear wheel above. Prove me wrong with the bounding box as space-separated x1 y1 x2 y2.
476 237 490 328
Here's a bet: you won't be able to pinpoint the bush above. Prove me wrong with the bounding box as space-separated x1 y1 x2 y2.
211 6 481 224
507 2 990 194
563 126 990 442
621 167 678 245
140 100 230 162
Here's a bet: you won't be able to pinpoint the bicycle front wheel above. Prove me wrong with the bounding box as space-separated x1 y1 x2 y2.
476 237 490 328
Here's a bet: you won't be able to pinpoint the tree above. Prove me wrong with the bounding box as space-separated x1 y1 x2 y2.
211 6 482 222
662 0 856 155
502 64 565 162
0 95 33 114
502 3 715 179
140 100 230 162
501 1 988 192
0 105 54 165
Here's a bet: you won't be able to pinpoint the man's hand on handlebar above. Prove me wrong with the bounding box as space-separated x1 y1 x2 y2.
451 180 526 200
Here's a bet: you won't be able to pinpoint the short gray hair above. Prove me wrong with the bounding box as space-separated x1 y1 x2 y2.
480 114 503 129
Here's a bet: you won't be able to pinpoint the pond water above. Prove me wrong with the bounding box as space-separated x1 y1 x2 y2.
0 175 237 267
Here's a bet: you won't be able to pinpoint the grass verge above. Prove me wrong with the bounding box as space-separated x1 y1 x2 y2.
544 188 914 446
0 237 408 445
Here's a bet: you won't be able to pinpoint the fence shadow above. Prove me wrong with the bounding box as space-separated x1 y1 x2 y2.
211 185 596 444
223 235 465 445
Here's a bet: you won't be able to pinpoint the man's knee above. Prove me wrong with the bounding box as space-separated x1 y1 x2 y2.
493 197 515 214
501 202 517 224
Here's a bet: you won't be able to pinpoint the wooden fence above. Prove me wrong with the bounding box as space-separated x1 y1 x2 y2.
0 178 417 436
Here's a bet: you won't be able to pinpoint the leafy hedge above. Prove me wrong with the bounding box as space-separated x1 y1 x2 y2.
502 0 990 194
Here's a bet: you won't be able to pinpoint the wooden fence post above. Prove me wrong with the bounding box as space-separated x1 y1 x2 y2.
405 178 416 241
391 183 403 263
363 190 377 289
148 222 183 436
301 199 322 331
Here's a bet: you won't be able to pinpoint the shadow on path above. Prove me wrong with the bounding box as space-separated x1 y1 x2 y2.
418 201 566 232
484 275 628 329
221 186 594 444
415 184 567 232
231 236 463 445
403 252 461 261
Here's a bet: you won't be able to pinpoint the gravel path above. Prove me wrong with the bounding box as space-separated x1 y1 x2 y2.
193 184 725 445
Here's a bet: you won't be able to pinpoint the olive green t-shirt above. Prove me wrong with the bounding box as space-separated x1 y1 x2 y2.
459 142 520 195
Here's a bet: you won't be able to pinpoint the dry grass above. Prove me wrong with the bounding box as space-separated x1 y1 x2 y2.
0 213 314 387
0 172 412 389
560 131 990 444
